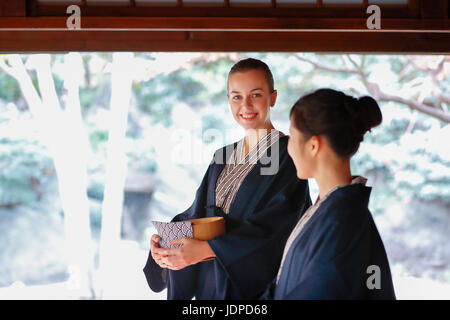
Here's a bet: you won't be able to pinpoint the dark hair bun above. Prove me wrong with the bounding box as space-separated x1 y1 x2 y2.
344 95 382 139
290 88 382 158
355 96 382 135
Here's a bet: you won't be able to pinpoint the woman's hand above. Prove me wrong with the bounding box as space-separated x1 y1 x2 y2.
152 238 216 271
150 234 169 269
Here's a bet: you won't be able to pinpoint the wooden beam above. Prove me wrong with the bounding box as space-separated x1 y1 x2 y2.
0 17 448 32
407 0 420 18
0 0 26 16
420 0 449 19
0 30 449 53
28 4 414 18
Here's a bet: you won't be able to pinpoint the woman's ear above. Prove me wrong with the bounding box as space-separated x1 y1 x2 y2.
309 135 321 157
270 90 277 107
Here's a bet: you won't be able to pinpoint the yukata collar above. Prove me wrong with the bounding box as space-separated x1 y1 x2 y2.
233 129 283 165
314 175 368 206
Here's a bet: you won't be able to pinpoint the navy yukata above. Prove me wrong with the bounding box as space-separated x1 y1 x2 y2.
143 134 311 299
262 183 396 300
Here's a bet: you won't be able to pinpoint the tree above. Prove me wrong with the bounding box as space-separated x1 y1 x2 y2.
0 53 95 298
96 52 134 299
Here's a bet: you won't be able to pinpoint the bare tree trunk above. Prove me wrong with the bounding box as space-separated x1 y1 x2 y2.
60 53 96 299
97 52 134 299
0 54 95 299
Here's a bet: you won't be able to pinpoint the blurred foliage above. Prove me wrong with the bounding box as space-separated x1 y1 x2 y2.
125 138 157 173
0 136 53 206
89 129 109 151
133 70 204 126
0 72 21 102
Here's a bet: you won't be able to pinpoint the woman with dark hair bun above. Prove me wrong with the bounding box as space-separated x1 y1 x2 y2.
262 88 396 300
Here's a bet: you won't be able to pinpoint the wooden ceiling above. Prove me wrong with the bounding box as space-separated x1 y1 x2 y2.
0 0 448 52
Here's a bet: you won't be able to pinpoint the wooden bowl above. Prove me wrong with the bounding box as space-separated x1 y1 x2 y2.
186 217 225 241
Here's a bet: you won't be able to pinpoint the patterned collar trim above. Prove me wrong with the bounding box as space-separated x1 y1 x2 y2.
233 129 283 165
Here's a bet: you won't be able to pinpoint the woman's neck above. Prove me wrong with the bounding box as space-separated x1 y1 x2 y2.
315 157 352 201
243 123 275 154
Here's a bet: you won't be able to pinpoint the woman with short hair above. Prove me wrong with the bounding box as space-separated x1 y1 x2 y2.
143 58 311 300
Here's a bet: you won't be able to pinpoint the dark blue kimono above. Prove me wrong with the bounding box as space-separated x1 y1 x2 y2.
263 183 396 300
143 135 311 299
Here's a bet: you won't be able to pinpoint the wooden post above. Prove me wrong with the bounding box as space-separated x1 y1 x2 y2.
0 0 26 16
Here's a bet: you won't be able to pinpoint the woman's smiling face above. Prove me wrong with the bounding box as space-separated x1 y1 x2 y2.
227 69 277 130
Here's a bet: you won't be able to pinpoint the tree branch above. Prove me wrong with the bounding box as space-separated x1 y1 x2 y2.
31 54 61 114
406 56 448 77
369 82 450 122
436 91 450 106
0 56 18 78
0 55 43 117
294 54 450 123
295 54 360 75
407 56 450 107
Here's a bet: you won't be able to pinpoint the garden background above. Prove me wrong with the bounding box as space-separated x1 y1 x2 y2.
0 52 448 299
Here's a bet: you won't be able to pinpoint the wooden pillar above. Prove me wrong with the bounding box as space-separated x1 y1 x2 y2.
0 0 26 16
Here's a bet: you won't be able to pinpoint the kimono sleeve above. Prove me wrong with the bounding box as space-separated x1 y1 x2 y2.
142 162 212 294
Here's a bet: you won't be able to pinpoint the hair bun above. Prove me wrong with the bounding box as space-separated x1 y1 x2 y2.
355 96 382 135
344 95 382 137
